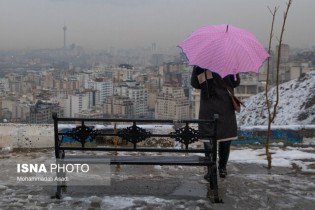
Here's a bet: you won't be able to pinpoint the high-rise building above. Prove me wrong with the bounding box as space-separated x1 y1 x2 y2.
87 78 113 105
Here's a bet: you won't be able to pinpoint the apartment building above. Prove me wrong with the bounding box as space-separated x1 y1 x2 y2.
114 81 149 118
276 44 290 63
235 73 266 100
64 90 95 117
144 78 159 112
191 89 200 119
112 66 134 83
0 78 9 95
155 82 189 119
103 96 133 118
53 77 80 91
279 61 313 83
127 86 148 118
74 110 104 118
29 100 62 124
12 101 30 123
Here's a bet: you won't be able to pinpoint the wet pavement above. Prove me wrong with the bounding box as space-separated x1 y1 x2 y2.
1 148 315 210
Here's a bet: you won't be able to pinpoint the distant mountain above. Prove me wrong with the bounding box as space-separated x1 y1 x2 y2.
237 71 315 126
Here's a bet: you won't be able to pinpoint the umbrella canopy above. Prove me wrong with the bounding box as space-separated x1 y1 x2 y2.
178 24 270 78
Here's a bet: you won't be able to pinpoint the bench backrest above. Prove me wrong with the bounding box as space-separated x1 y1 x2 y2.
52 113 218 158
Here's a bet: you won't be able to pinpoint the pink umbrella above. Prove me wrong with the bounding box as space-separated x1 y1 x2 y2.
178 24 270 78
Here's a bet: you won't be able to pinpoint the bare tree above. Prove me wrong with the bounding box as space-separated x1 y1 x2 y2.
265 0 292 169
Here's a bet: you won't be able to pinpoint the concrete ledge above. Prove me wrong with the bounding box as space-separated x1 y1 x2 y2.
234 125 315 144
1 124 314 149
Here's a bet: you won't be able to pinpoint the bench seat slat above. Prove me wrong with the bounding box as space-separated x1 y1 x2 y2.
58 155 213 166
59 147 209 153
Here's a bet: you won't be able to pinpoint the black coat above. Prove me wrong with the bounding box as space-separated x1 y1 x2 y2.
191 66 240 141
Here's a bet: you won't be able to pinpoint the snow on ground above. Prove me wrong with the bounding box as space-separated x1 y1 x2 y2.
1 141 315 209
237 71 315 126
229 144 315 171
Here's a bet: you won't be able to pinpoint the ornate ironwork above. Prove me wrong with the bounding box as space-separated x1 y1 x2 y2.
117 123 152 148
170 124 200 149
65 125 100 147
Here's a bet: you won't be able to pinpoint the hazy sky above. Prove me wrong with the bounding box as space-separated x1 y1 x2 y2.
0 0 314 51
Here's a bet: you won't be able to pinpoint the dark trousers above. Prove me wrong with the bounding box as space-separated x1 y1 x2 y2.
204 140 231 169
218 140 231 169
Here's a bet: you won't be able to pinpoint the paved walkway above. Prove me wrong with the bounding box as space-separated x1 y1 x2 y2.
1 149 315 209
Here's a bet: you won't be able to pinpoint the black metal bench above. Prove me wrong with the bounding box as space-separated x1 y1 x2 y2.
52 113 221 203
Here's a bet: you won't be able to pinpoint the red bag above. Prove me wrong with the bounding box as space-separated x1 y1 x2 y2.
230 95 244 113
222 80 245 113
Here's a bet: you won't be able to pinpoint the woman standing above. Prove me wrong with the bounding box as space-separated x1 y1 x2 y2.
191 66 240 178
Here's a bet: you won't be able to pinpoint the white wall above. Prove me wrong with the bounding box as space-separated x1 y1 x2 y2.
0 124 54 149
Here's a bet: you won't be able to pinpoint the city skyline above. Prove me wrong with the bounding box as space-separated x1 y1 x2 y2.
0 0 314 52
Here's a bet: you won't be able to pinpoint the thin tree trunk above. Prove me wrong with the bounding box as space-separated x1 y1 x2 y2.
265 0 292 169
265 6 278 170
